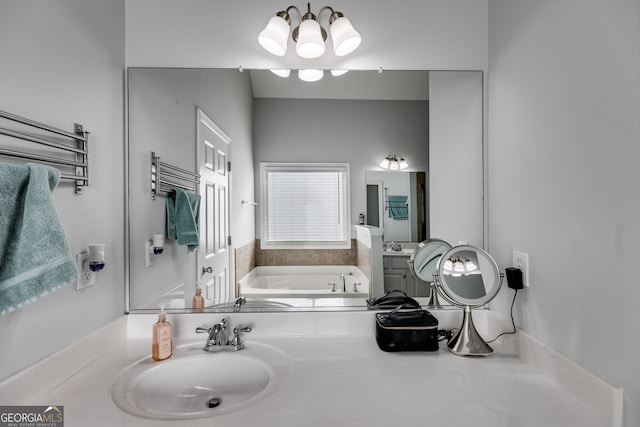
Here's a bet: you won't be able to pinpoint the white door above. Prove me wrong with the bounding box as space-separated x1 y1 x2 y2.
196 109 232 304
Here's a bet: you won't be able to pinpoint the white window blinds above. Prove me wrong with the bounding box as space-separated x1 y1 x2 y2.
261 163 350 248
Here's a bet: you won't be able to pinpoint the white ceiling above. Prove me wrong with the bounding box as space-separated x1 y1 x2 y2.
249 69 429 100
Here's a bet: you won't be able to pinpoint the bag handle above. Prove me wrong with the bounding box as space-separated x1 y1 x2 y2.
367 289 409 305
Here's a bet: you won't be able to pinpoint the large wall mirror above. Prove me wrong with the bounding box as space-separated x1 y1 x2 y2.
127 68 483 312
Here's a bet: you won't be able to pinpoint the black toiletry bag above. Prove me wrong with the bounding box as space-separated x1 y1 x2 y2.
375 305 439 352
366 290 420 309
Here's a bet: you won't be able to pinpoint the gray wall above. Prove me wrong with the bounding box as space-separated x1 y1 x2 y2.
128 68 254 308
488 1 640 425
430 71 484 247
252 98 430 237
0 1 125 380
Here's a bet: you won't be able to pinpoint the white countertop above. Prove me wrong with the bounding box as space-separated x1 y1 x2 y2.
0 310 620 427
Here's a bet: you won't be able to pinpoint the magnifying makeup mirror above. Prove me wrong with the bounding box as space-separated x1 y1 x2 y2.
433 245 504 356
408 238 452 307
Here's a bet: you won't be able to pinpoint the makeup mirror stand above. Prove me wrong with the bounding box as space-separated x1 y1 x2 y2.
426 283 442 308
433 271 504 357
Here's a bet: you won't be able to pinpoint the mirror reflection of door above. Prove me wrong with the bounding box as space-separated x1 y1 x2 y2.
366 182 383 227
196 109 232 305
365 171 427 242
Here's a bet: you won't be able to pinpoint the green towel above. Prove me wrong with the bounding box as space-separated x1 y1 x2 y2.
0 163 78 316
166 189 201 252
387 195 408 220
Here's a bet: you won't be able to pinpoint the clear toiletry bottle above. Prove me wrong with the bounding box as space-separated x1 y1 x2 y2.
152 304 173 361
192 284 205 312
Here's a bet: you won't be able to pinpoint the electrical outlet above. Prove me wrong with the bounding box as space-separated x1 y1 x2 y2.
76 251 95 290
512 251 530 288
145 241 154 267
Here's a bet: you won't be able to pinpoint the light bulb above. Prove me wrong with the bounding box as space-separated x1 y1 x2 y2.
330 69 349 77
270 69 291 78
258 15 290 56
464 259 477 273
330 16 361 56
443 259 454 273
296 19 325 58
298 69 324 82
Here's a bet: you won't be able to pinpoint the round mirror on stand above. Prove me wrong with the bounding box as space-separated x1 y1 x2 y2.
433 245 504 356
408 238 452 308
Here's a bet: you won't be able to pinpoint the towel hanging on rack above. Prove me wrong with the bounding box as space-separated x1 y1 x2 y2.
0 163 78 316
387 195 409 220
166 189 201 252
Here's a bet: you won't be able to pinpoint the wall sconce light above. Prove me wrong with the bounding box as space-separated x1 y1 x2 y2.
145 234 164 267
76 243 106 290
258 3 361 59
379 155 409 170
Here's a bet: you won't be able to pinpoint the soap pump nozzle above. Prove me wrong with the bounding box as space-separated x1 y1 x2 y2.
158 304 167 322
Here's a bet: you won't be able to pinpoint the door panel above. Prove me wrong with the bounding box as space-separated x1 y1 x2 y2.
197 109 232 304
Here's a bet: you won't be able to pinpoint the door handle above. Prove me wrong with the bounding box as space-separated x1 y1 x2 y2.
202 266 213 275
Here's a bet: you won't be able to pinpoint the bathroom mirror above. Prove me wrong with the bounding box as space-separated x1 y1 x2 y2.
127 68 484 312
408 238 452 307
433 245 503 356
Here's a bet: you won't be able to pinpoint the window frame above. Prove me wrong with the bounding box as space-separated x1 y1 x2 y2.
259 162 351 250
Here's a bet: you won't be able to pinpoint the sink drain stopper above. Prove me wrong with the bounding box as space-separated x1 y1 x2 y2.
207 397 222 408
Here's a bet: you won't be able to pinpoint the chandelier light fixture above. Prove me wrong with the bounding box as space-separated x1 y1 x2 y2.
442 256 478 277
258 3 362 59
269 68 349 82
379 155 409 170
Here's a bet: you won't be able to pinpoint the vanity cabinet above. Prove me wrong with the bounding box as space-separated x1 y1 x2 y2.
382 254 430 297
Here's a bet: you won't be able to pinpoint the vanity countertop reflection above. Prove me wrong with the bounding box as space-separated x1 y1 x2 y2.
0 310 618 427
383 241 418 256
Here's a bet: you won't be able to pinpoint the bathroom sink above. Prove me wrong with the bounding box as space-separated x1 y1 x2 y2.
111 342 291 420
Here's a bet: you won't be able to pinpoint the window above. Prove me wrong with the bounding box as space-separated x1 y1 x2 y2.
260 163 351 249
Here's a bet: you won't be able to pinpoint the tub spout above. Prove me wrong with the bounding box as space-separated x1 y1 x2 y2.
234 297 246 312
341 273 346 292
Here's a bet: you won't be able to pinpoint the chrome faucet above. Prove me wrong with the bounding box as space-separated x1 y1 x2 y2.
196 318 252 352
341 273 346 292
391 241 403 252
234 297 246 312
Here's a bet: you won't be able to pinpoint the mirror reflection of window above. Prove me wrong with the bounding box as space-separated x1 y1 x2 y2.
260 162 351 250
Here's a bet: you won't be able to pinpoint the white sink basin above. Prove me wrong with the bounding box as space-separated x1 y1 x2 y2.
111 342 291 420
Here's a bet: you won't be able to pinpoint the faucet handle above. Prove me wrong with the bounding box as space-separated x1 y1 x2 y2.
352 282 361 292
196 326 211 334
231 325 252 349
328 282 336 292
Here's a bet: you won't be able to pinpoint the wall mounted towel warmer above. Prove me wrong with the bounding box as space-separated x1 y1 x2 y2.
0 110 89 194
150 151 200 200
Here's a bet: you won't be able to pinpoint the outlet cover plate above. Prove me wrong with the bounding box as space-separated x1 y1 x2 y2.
145 241 154 267
76 251 95 290
512 250 530 288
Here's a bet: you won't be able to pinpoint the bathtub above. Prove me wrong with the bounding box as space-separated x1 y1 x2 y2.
239 265 370 299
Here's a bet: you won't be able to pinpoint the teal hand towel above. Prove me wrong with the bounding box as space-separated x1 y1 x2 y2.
166 189 201 252
387 195 408 220
0 163 78 316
